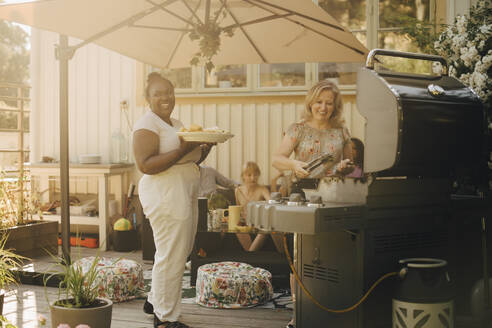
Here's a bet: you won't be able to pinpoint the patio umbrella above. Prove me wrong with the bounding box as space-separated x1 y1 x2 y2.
0 0 368 259
0 0 367 66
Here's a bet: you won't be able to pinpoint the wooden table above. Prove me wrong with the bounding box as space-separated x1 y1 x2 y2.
29 163 134 250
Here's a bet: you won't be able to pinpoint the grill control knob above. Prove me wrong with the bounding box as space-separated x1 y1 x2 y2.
307 195 324 208
289 193 303 202
270 192 282 201
309 195 322 204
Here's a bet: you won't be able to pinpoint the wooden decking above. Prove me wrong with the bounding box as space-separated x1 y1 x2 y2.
8 247 483 328
3 284 291 328
6 247 292 328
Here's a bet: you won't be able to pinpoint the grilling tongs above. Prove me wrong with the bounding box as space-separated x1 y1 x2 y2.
292 152 334 182
304 152 334 173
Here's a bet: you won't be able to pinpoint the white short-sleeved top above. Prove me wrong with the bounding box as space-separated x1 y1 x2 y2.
133 111 201 164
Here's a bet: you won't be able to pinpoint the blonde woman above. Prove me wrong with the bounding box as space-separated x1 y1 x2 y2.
273 80 353 328
273 80 354 183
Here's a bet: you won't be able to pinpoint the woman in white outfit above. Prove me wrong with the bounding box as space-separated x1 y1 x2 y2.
133 72 213 328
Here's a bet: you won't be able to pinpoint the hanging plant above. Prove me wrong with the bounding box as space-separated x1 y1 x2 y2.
188 10 235 72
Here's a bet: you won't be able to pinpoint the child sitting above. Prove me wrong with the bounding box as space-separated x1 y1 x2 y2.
347 137 364 178
235 162 283 252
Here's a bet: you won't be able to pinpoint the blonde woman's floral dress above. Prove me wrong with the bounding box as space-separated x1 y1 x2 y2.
286 122 351 178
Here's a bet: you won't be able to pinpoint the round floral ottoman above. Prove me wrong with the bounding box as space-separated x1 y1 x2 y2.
196 261 273 308
74 256 145 303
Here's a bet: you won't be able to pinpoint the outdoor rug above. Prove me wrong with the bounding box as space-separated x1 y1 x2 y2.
143 269 293 309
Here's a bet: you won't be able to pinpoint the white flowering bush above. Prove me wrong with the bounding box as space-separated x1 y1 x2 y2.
434 0 492 108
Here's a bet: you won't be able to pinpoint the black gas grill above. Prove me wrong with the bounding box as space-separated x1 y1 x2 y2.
358 49 485 180
247 50 489 328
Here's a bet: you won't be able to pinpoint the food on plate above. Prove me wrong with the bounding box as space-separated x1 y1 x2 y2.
178 124 203 132
189 123 203 132
203 126 227 134
179 125 228 134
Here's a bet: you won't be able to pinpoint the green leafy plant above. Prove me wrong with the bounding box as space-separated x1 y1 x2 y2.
207 191 231 210
0 315 16 328
45 254 103 308
0 233 28 291
188 9 235 72
385 14 443 55
0 171 41 228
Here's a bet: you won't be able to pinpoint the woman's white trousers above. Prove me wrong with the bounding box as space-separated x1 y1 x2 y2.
138 162 200 322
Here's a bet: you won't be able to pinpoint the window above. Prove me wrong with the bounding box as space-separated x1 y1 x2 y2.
318 0 437 77
376 0 435 74
318 0 367 45
159 67 192 90
317 62 364 85
0 84 30 172
378 0 432 51
258 63 307 88
204 65 248 89
319 0 435 51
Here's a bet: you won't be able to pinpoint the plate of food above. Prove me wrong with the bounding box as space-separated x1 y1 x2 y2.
177 124 234 143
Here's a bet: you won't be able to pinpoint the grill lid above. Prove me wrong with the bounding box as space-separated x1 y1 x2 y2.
357 49 485 178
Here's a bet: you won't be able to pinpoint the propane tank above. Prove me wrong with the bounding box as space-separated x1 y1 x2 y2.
393 258 454 328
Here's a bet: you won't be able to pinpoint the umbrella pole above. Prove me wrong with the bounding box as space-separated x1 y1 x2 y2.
56 34 74 263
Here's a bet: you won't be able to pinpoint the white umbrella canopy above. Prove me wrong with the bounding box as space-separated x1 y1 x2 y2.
0 0 368 257
0 0 368 68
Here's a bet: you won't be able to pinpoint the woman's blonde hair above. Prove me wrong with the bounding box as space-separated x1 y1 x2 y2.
303 80 344 128
241 162 261 180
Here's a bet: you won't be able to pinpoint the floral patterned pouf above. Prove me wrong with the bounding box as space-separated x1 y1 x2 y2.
196 261 273 308
74 256 145 303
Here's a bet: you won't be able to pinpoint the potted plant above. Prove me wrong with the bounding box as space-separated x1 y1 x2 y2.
45 254 113 328
0 233 28 315
0 170 58 258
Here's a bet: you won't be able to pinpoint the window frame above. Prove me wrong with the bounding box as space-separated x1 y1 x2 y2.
197 64 253 93
252 63 313 92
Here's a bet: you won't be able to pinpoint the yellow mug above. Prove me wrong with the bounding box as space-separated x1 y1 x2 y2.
228 205 242 231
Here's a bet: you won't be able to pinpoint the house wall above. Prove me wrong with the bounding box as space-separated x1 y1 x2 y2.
30 30 364 189
446 0 477 24
29 30 137 167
